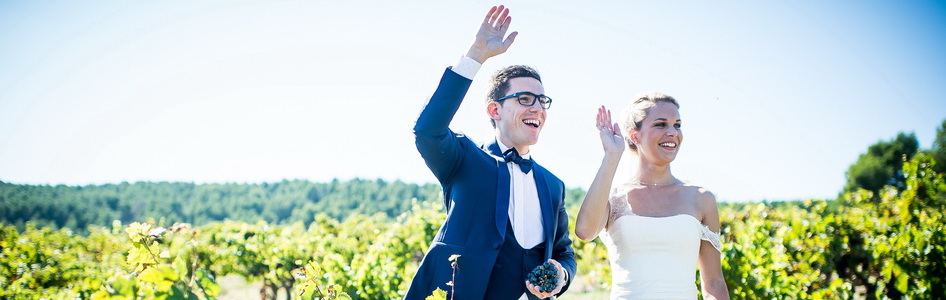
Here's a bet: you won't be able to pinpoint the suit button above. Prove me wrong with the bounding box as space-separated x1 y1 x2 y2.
493 242 501 249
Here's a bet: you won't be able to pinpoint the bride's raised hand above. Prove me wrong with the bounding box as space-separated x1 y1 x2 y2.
596 106 625 156
577 106 623 242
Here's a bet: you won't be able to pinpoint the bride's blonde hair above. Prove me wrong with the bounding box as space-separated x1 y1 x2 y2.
621 92 680 153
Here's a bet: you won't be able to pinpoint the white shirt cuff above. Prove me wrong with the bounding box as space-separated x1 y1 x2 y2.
451 56 482 80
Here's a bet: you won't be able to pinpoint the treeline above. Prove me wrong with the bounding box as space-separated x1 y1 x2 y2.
0 177 589 234
0 179 446 233
3 118 944 235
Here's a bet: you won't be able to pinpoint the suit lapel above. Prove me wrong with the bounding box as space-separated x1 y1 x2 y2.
532 164 556 260
487 141 510 238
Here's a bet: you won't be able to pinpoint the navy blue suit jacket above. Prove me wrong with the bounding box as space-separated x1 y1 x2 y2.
404 68 576 300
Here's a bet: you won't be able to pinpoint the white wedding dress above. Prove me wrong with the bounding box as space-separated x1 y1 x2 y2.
599 188 722 300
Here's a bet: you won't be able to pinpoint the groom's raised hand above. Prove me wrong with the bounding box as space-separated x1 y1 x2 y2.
466 5 518 64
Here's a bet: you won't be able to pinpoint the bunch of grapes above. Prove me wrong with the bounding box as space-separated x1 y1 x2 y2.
527 262 559 293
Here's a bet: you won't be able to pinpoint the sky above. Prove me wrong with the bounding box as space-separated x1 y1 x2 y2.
1 0 944 202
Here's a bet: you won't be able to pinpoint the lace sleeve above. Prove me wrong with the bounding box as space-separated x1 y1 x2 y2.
606 188 631 230
699 225 722 252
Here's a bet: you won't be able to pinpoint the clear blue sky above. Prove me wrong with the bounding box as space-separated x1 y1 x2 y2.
1 1 944 202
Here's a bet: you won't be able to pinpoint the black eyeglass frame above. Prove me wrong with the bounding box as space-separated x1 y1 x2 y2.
495 92 553 110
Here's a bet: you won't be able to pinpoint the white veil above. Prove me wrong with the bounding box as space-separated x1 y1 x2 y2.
610 103 641 197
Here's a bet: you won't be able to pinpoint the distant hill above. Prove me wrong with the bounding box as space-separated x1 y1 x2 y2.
0 178 590 233
0 179 449 233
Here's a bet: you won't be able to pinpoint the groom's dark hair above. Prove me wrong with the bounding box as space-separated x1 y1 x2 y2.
486 65 543 128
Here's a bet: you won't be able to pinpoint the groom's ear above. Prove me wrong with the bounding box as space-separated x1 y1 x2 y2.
487 102 501 120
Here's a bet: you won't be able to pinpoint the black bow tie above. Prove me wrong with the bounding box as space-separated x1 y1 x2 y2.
503 148 534 174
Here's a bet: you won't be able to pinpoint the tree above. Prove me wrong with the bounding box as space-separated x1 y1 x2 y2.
844 132 919 195
930 118 946 174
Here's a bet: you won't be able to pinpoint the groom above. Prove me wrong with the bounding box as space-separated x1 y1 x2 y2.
405 5 576 300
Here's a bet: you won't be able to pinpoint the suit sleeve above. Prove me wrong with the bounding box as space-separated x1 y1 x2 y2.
413 68 474 183
553 181 577 296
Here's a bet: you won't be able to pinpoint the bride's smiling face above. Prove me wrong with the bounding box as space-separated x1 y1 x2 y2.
631 101 682 165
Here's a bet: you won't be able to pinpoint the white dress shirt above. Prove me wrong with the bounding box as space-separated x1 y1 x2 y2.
496 140 545 249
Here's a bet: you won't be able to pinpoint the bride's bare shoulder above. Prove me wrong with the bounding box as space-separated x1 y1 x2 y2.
613 183 644 198
680 184 714 197
681 184 718 212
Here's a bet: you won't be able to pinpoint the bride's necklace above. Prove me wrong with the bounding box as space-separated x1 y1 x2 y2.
633 179 680 187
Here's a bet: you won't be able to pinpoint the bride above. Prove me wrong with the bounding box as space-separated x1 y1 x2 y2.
575 93 729 299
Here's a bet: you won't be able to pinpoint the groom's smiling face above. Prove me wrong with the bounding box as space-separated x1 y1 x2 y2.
489 77 547 153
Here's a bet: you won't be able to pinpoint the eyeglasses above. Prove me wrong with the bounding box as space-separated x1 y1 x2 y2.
496 92 552 110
